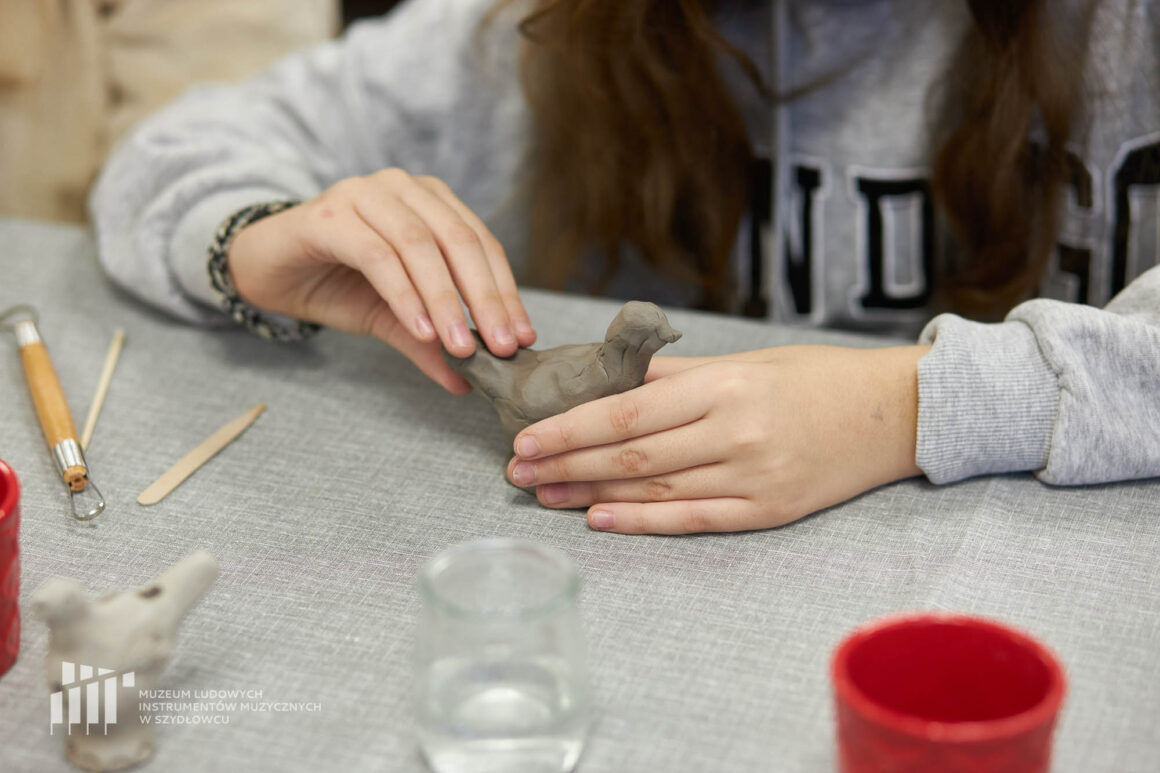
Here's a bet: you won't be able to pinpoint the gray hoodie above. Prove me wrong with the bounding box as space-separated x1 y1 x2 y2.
90 0 1160 487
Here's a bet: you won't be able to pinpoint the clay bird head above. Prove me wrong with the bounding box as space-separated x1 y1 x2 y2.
604 301 682 351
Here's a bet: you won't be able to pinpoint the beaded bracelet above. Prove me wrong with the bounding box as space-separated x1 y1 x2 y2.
207 200 321 342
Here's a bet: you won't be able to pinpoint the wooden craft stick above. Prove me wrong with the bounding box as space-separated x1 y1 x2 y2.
137 403 266 506
81 328 125 451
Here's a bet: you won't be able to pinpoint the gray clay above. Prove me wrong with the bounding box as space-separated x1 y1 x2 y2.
31 551 219 772
444 301 682 441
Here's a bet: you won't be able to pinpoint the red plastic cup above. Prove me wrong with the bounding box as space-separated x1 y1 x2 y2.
0 460 20 678
831 612 1066 773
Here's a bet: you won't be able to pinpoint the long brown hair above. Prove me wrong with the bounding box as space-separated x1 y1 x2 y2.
935 0 1094 315
492 0 1095 316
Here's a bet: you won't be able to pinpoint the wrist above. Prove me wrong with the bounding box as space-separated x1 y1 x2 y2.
224 205 297 310
208 201 318 342
868 344 929 483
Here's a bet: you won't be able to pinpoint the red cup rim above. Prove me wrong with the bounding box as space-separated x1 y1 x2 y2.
0 460 18 523
831 611 1067 744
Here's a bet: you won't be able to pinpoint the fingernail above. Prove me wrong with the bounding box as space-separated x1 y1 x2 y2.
515 317 535 337
451 322 473 350
511 462 536 486
540 482 568 505
415 315 435 338
589 509 615 530
494 323 515 346
514 435 539 458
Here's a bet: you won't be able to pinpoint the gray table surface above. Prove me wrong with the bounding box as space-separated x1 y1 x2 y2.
0 218 1157 773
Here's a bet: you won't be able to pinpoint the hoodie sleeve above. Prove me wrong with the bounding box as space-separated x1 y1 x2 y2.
915 264 1160 486
89 0 513 324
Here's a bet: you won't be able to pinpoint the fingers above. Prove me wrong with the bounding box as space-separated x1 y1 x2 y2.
352 169 523 358
645 350 783 383
296 268 469 393
416 176 537 348
392 179 517 357
585 498 760 535
507 422 720 487
644 355 712 382
297 209 437 344
512 369 711 460
233 170 521 393
342 285 471 394
391 337 473 395
351 188 478 358
534 463 725 508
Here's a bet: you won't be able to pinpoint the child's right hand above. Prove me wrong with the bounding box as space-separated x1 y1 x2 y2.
226 168 537 393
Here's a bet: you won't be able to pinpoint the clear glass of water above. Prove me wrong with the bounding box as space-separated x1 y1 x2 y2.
414 539 589 773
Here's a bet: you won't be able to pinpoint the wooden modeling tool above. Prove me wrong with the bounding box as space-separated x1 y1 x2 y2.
138 403 266 506
1 305 105 520
81 328 125 451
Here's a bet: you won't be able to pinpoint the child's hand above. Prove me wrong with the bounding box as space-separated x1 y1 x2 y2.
506 345 930 534
227 168 536 393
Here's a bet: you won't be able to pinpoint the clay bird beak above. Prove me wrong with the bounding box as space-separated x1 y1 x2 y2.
658 324 682 344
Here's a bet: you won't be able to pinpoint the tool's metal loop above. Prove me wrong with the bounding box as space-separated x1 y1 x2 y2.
0 304 39 332
69 478 106 521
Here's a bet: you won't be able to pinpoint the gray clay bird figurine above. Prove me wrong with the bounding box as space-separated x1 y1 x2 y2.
444 301 682 440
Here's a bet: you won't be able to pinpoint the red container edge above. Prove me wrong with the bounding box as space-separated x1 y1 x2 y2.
831 611 1067 745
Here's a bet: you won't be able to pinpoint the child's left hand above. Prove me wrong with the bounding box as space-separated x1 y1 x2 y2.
506 345 930 534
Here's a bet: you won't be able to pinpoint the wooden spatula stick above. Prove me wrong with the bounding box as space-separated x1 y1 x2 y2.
137 403 267 506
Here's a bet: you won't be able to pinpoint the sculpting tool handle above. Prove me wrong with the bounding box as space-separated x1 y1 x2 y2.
15 321 90 492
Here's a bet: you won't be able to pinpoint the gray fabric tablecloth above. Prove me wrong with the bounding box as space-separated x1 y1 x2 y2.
1 218 1157 772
